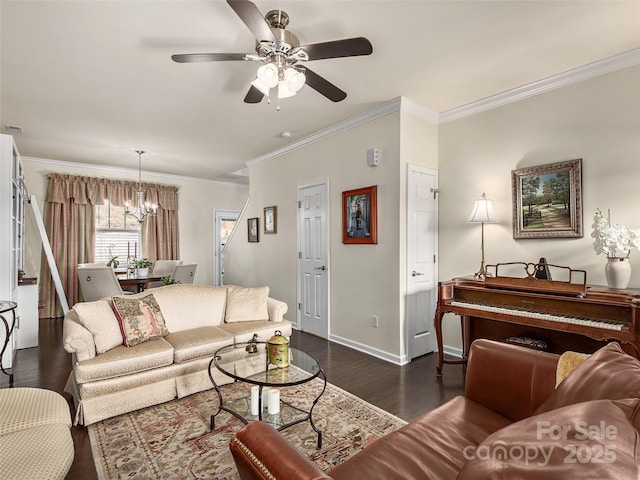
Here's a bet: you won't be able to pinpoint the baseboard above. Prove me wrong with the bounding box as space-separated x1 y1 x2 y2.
328 334 409 366
443 345 463 358
294 327 461 365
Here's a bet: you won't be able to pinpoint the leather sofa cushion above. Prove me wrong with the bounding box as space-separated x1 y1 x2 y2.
75 338 174 383
164 326 233 364
218 320 292 344
535 342 640 415
329 396 512 480
458 398 640 479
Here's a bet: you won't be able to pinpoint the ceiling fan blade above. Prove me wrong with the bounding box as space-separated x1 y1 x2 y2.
227 0 277 43
295 37 373 61
303 68 347 102
172 53 247 63
244 85 265 103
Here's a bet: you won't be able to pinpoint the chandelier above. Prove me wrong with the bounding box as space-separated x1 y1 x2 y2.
125 150 157 223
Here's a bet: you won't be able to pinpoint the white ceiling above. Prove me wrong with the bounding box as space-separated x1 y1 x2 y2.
2 1 639 183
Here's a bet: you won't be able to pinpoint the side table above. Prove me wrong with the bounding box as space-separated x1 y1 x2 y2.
0 301 18 385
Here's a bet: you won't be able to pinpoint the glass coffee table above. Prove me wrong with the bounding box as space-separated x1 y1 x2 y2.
208 341 327 448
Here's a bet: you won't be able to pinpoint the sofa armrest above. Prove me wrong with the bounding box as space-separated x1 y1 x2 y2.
465 339 559 422
266 297 288 322
231 422 332 480
63 311 96 362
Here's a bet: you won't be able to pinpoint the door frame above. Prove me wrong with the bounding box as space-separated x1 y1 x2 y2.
296 179 330 336
213 209 240 286
406 164 438 359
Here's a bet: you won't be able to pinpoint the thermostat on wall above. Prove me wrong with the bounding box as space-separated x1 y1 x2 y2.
367 148 379 167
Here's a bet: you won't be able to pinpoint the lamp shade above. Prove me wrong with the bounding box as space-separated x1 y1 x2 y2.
257 63 279 88
285 68 305 92
467 193 497 223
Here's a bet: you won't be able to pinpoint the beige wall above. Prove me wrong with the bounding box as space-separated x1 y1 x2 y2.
437 65 640 350
21 158 248 287
225 101 439 362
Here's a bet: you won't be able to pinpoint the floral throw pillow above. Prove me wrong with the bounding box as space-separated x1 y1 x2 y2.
112 294 169 347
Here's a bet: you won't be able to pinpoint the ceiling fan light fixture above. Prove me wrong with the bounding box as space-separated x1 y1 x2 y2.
277 80 297 99
285 67 306 92
257 63 279 88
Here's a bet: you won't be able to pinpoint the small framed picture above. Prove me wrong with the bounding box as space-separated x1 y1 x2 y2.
342 185 378 244
511 159 583 239
264 206 277 234
247 217 259 242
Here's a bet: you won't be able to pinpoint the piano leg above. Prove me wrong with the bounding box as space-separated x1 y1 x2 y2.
435 310 469 377
435 308 444 377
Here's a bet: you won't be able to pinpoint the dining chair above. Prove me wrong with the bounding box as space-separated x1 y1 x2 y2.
148 260 183 288
172 264 197 284
77 265 125 301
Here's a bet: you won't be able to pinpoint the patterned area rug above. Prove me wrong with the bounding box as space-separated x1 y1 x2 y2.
88 378 407 479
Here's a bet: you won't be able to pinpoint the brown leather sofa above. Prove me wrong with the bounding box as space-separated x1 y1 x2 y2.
229 339 640 480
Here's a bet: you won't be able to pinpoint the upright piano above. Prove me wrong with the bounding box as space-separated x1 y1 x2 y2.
434 266 640 376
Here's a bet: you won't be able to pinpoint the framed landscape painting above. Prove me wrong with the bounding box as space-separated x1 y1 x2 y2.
511 159 583 239
342 185 377 244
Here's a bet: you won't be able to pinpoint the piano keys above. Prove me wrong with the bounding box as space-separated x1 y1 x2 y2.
435 276 640 376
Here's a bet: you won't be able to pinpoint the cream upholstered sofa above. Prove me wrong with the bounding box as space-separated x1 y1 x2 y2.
0 387 74 479
63 284 290 425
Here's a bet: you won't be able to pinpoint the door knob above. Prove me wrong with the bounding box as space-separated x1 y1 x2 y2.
315 265 326 271
412 270 424 277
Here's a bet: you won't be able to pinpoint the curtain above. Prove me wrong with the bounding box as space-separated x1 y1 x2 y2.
39 174 179 318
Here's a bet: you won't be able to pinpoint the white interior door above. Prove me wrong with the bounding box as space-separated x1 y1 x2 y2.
407 165 438 359
297 182 329 338
213 210 239 286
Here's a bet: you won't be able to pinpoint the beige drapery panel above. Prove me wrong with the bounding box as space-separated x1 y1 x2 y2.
39 174 179 318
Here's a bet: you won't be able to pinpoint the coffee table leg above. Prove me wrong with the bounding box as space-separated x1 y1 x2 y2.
208 356 224 430
308 368 327 449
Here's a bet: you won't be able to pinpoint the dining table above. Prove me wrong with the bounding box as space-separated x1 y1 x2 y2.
117 274 163 293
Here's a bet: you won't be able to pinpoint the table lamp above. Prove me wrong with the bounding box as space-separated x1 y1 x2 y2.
468 193 497 279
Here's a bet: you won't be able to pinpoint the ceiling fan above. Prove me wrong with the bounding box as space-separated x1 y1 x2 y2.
172 0 373 104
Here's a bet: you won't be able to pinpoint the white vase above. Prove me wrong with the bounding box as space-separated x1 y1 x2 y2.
604 257 631 290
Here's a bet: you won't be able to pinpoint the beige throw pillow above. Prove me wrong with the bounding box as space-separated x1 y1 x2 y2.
224 286 270 323
74 300 123 354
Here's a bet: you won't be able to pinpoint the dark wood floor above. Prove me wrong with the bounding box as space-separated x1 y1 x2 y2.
1 319 465 479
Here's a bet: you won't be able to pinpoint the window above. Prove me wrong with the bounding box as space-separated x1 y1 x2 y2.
95 200 141 263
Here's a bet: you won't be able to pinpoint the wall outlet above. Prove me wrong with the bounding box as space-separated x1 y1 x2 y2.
371 315 379 328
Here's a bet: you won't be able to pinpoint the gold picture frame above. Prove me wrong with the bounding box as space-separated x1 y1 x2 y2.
511 159 583 239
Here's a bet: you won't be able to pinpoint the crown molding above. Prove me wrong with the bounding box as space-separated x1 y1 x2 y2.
247 97 403 167
440 48 640 123
21 156 248 188
401 97 439 123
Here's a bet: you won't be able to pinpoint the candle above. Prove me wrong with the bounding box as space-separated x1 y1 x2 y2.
262 387 271 410
267 389 280 415
134 242 137 259
250 386 259 416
